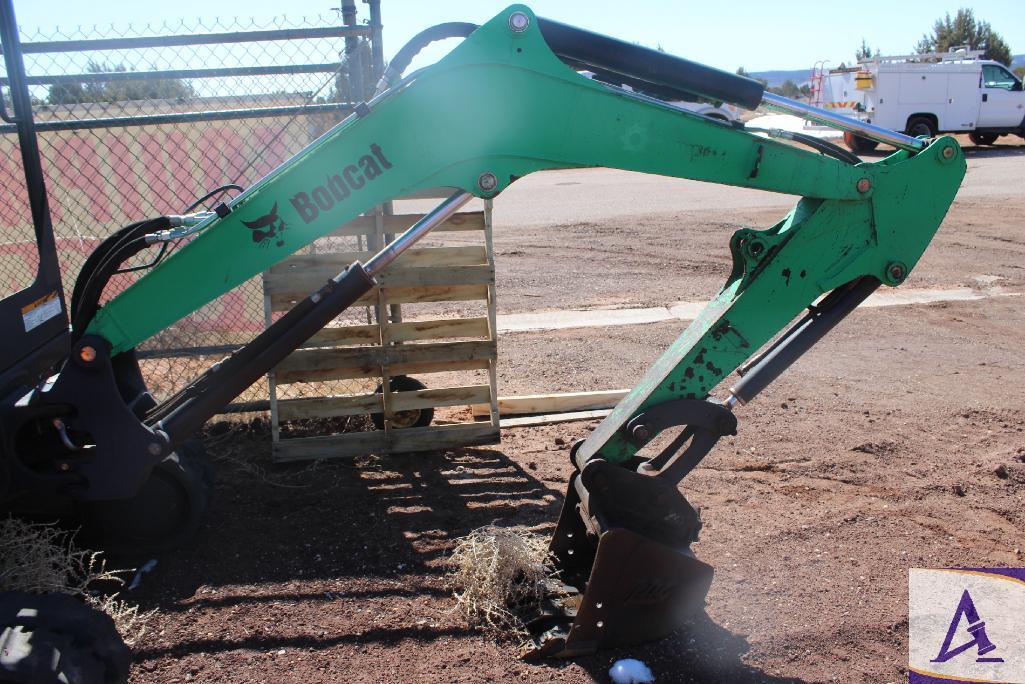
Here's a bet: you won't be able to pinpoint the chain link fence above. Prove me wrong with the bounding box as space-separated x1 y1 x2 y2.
0 7 383 407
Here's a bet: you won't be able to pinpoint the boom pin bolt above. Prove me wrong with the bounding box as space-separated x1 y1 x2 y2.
884 261 908 285
477 172 498 193
856 178 872 194
508 11 530 32
942 146 955 160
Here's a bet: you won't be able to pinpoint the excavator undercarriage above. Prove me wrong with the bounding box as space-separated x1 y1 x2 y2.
0 2 965 679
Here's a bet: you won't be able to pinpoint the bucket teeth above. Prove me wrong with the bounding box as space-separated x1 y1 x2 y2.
523 458 714 658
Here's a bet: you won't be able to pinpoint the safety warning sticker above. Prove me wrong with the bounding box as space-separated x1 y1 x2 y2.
21 291 62 332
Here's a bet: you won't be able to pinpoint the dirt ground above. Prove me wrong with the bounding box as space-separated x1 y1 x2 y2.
128 138 1025 683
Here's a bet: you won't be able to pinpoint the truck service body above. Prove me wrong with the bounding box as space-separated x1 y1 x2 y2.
817 50 1025 150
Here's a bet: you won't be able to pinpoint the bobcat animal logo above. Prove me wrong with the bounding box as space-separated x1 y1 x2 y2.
241 201 286 248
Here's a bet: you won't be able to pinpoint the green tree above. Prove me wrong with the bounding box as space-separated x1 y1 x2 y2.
1015 66 1025 80
735 67 767 87
915 8 1012 66
329 38 377 104
855 38 878 61
855 39 871 61
47 60 193 105
768 79 802 99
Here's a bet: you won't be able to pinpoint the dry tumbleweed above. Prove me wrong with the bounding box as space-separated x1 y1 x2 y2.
449 526 557 633
0 517 156 645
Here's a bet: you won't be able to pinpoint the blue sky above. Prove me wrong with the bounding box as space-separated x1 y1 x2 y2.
13 1 1025 72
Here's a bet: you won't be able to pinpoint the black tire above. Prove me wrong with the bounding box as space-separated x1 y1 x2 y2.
76 444 210 558
370 376 434 430
843 131 879 153
969 131 999 146
906 116 936 139
0 591 130 684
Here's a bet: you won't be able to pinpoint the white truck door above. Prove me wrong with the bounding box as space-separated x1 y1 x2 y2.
897 69 948 131
946 69 982 131
870 68 901 130
977 64 1025 128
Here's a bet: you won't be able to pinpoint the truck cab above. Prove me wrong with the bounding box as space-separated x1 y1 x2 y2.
976 62 1025 135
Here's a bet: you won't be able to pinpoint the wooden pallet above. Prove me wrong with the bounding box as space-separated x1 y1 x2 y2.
263 196 500 462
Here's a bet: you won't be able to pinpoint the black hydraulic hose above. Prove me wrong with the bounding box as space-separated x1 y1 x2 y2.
70 219 148 323
70 216 171 337
789 132 862 165
71 184 240 337
375 22 479 93
182 183 243 214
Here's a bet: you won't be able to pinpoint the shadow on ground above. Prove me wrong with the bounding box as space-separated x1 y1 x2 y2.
128 424 798 681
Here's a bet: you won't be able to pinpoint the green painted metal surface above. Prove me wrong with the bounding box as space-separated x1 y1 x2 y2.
86 4 965 463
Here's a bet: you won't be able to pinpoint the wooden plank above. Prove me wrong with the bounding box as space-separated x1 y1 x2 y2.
500 409 613 429
270 283 489 311
278 392 381 421
274 340 496 384
267 245 487 277
328 211 485 237
379 283 489 306
387 317 489 343
390 384 491 411
266 264 492 301
273 422 500 462
303 317 488 348
304 324 380 348
279 385 490 420
373 210 393 439
483 198 500 430
387 357 490 377
470 389 630 418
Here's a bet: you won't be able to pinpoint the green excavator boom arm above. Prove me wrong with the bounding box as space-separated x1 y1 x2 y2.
86 4 964 463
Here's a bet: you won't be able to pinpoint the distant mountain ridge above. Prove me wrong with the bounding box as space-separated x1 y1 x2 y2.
752 53 1024 88
749 69 811 88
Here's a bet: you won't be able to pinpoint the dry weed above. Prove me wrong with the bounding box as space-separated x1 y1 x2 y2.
89 593 158 646
0 517 119 594
449 526 555 633
0 517 156 643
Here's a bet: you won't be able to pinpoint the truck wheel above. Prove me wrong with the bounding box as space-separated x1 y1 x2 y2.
76 444 210 558
843 131 879 153
0 591 130 684
371 376 434 430
968 132 999 146
905 116 936 138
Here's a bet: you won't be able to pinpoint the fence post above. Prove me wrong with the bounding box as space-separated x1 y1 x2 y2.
366 0 384 84
341 0 365 100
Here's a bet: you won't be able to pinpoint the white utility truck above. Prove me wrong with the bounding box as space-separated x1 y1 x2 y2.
813 49 1025 151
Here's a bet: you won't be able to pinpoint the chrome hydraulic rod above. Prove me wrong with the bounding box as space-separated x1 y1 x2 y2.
363 190 473 277
759 92 926 152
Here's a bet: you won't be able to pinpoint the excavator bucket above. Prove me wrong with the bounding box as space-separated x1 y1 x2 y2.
525 457 714 657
